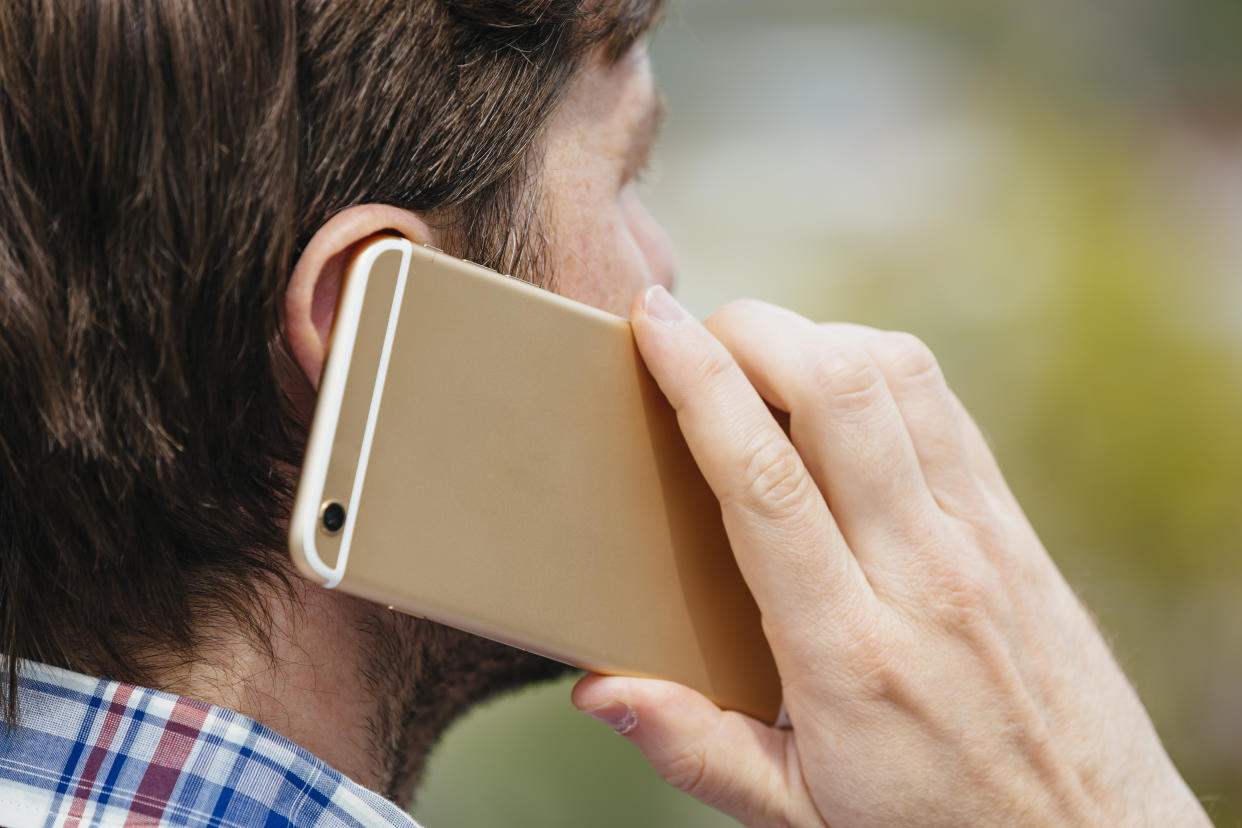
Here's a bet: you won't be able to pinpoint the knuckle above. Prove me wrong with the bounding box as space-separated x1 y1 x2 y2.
873 331 942 387
967 511 1009 558
661 742 711 798
938 475 991 522
733 433 813 520
967 512 1035 592
926 561 994 634
807 345 884 411
838 613 913 704
890 509 946 554
688 347 735 398
852 653 910 707
839 609 888 668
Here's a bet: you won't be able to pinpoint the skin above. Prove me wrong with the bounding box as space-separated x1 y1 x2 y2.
197 37 1207 824
166 43 673 804
572 294 1212 825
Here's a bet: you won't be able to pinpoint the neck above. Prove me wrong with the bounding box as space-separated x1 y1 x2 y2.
153 574 573 806
167 581 400 794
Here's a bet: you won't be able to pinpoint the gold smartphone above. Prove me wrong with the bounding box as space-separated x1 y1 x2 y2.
288 236 781 723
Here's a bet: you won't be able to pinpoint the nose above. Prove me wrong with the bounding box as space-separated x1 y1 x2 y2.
623 188 676 293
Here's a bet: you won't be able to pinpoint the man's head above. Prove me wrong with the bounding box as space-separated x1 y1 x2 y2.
0 0 668 770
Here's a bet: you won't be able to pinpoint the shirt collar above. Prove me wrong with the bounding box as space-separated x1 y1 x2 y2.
0 661 420 827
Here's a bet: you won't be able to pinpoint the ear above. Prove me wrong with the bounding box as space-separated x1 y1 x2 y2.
285 205 437 389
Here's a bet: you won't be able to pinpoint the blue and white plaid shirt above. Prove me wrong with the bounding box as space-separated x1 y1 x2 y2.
0 662 421 827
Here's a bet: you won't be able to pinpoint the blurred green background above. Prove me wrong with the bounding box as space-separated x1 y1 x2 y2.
413 0 1242 824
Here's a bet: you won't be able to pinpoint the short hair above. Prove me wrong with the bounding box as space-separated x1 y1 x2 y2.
0 0 662 722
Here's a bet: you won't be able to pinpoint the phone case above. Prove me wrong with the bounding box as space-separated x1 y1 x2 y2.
289 237 781 723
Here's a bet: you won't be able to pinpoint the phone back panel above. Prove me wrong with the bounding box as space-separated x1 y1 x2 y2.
290 238 781 722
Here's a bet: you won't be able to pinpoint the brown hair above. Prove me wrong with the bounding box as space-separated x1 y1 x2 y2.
0 0 661 722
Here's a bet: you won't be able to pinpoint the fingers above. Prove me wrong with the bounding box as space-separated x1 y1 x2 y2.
572 674 824 828
702 303 945 564
950 393 1022 510
630 287 873 651
856 330 987 522
707 304 993 528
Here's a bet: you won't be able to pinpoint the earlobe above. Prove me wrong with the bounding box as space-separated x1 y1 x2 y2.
285 205 437 389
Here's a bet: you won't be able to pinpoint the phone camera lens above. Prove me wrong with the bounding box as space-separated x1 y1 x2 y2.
321 501 346 534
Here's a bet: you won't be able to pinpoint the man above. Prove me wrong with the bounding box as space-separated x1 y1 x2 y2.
0 0 1210 826
0 1 665 822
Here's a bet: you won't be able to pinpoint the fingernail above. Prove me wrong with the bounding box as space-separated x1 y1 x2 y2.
581 701 637 735
643 285 688 326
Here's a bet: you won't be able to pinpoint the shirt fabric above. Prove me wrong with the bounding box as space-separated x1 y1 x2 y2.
0 662 421 827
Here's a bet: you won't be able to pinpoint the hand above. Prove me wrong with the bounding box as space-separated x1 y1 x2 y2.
572 288 1208 827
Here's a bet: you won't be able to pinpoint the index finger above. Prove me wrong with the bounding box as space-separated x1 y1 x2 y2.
631 286 874 655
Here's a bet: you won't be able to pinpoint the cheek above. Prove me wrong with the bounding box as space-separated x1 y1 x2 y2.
551 188 673 316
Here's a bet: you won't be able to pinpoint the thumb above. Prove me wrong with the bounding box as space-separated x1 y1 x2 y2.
571 674 822 828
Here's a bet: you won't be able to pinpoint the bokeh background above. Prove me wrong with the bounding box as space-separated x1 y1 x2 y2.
413 0 1242 824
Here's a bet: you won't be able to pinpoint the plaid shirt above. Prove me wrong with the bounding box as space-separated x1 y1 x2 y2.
0 662 421 827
